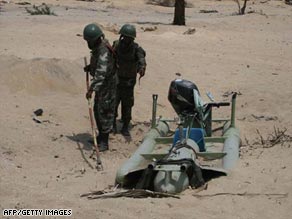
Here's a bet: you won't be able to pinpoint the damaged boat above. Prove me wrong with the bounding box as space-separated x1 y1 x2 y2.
115 79 240 194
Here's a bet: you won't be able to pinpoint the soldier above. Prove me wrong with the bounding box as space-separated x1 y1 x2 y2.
83 23 117 152
113 24 146 136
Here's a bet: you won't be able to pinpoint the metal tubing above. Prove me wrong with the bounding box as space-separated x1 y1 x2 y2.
115 121 169 186
151 94 158 128
222 127 240 170
222 93 240 170
230 93 237 128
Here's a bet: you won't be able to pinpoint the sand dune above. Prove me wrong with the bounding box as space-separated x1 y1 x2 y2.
0 55 82 94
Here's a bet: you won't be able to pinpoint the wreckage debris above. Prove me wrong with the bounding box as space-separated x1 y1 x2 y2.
183 28 196 35
34 108 43 116
32 118 42 124
115 79 240 194
251 114 278 121
141 26 158 32
199 10 218 13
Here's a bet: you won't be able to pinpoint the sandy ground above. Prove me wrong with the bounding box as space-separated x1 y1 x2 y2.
0 0 292 218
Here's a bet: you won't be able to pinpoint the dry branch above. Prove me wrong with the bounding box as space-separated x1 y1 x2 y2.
256 129 265 145
193 192 288 198
256 127 292 148
81 189 180 199
241 127 291 156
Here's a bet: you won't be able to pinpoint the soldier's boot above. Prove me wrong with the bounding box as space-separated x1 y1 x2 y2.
111 119 117 134
96 126 102 144
121 121 130 136
98 133 109 152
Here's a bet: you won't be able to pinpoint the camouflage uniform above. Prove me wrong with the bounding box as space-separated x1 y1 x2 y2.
113 39 146 130
89 39 117 134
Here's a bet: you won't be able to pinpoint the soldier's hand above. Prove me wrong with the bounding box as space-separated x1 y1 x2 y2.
86 90 93 99
84 64 91 73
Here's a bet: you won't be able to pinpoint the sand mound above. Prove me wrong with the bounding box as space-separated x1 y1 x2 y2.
0 55 83 95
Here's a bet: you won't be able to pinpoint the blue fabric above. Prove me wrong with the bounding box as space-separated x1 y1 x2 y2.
173 128 206 152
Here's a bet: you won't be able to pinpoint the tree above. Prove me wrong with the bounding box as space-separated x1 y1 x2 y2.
234 0 248 15
173 0 185 25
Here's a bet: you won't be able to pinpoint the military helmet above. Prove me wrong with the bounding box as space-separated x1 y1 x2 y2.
83 23 103 41
119 24 136 39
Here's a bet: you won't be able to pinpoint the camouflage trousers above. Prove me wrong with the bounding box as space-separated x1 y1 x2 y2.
94 92 116 133
115 77 136 123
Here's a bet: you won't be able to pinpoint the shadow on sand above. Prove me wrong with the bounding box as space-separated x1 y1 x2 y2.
67 133 95 169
